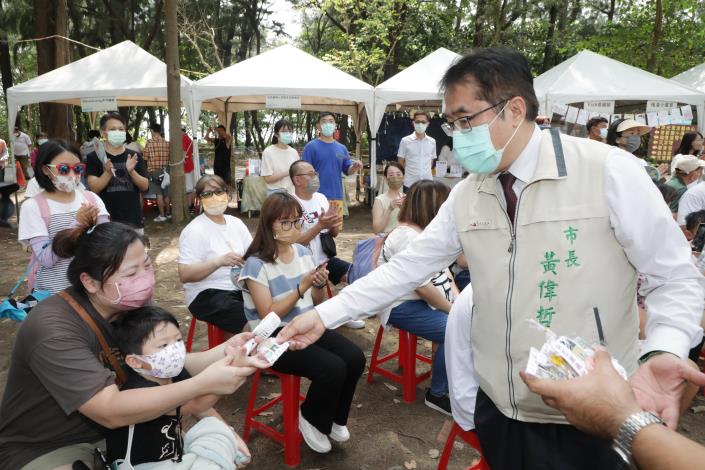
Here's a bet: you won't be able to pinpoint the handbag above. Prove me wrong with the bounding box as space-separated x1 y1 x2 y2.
320 231 337 258
57 291 127 386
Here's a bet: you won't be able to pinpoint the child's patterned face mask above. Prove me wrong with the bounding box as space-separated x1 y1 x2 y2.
132 340 186 379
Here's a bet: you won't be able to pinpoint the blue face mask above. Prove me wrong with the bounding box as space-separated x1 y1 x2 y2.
320 123 336 137
452 104 522 174
278 132 293 145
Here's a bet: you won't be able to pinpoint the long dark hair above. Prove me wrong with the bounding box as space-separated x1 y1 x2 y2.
676 132 703 156
606 118 625 147
244 192 303 263
34 139 82 192
272 119 293 145
53 222 146 293
398 180 450 229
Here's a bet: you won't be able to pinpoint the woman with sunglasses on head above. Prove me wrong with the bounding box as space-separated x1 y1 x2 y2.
18 139 109 294
238 192 365 454
179 175 252 334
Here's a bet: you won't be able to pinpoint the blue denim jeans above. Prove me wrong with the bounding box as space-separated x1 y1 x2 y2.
388 299 449 396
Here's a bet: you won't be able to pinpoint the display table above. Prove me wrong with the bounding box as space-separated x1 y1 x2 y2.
239 175 267 216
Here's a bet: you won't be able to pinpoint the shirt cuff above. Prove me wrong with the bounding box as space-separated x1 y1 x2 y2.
640 325 693 359
316 301 350 329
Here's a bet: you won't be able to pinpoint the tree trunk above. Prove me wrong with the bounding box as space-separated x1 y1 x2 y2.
541 2 559 72
35 0 73 140
472 0 488 47
165 0 186 222
607 0 616 22
0 0 13 105
645 0 662 72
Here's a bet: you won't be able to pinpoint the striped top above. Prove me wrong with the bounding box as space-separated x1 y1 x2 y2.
239 244 315 329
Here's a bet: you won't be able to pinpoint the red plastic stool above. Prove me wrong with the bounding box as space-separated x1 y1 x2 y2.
184 317 225 352
243 369 305 467
367 325 432 403
437 423 490 470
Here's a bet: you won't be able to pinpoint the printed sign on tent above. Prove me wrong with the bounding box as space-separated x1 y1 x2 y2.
646 101 678 113
658 110 671 126
551 103 568 116
681 105 694 121
565 106 579 124
646 113 658 127
584 100 615 114
265 95 301 109
635 114 646 125
576 109 589 125
610 114 622 124
80 97 118 112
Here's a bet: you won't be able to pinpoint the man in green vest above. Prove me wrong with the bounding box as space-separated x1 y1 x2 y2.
278 48 705 469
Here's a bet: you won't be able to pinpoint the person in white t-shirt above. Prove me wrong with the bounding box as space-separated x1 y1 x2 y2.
178 175 253 334
377 180 458 415
261 119 299 195
290 160 365 329
19 140 109 294
397 112 436 190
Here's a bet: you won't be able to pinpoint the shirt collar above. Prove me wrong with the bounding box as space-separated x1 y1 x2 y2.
506 124 543 184
409 132 427 141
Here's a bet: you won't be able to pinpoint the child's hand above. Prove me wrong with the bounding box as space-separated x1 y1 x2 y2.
230 427 251 467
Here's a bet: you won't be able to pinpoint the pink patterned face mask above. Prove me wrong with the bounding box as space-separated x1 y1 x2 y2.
132 340 186 379
101 268 155 310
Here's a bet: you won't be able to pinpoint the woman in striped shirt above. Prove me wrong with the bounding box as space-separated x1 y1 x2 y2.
239 192 365 454
18 140 109 294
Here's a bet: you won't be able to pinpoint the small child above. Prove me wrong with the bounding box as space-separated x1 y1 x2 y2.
107 306 250 468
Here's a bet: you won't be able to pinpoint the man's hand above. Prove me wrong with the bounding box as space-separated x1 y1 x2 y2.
276 309 325 350
217 252 244 267
521 349 642 439
630 353 705 429
349 160 363 174
102 159 114 176
318 209 341 230
125 154 138 173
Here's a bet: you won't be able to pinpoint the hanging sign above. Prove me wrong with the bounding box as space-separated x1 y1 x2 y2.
265 95 301 109
80 97 118 112
646 100 678 113
584 100 614 114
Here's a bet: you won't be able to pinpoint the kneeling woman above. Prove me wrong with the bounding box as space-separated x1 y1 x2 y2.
240 192 365 453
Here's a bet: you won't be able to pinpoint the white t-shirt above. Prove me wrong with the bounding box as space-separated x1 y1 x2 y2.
179 214 253 306
11 132 32 156
18 191 108 293
377 225 455 325
261 144 299 192
398 133 436 187
293 192 329 265
677 181 705 226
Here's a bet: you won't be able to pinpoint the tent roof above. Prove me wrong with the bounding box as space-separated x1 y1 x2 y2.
534 50 705 112
673 62 705 93
372 47 461 133
6 40 192 107
191 44 373 112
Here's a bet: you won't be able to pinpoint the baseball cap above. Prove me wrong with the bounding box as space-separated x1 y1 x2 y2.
674 154 705 173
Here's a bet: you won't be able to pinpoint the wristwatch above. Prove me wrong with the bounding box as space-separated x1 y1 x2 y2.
612 411 665 468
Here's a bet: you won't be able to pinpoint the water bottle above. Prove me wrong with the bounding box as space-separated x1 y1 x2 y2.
230 265 242 290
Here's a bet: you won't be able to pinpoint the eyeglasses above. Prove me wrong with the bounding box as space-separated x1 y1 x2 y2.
277 218 304 231
200 189 227 199
441 100 508 136
293 171 319 178
46 163 86 176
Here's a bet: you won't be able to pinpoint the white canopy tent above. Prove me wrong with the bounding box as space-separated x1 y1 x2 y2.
534 50 705 133
6 40 197 182
673 62 705 95
370 47 461 186
191 44 375 164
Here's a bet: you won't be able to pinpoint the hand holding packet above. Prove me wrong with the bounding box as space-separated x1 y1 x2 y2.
243 312 289 366
524 320 627 380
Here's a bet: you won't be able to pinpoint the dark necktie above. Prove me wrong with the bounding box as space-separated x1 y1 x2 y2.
498 172 517 225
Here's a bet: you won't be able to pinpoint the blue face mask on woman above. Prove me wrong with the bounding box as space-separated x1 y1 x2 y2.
452 103 523 174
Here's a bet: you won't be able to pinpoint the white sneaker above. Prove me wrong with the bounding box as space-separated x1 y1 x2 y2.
329 423 350 443
154 215 167 223
343 319 365 329
298 412 331 453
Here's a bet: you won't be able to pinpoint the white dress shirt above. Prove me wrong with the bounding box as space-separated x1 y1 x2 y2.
318 125 704 360
676 181 705 226
398 133 436 187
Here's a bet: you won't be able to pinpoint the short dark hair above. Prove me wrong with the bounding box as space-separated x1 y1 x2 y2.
289 159 310 180
686 210 705 233
149 123 162 134
413 111 430 121
87 130 101 140
384 161 405 177
397 180 450 230
100 112 126 130
586 117 608 131
440 48 539 121
34 139 82 192
53 222 146 294
272 119 294 145
244 192 303 264
317 112 335 123
194 174 228 198
113 306 180 355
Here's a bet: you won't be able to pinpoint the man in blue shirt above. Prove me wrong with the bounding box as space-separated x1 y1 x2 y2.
302 112 362 204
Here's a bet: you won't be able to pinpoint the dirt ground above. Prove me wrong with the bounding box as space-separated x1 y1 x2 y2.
2 193 705 470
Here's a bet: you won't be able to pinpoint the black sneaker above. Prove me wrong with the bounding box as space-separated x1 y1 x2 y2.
424 389 452 416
